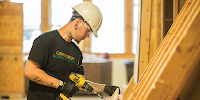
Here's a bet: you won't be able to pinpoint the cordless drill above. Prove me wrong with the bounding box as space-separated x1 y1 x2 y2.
60 72 105 100
68 72 93 92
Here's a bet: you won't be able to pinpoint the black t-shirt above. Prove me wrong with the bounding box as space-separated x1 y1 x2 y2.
27 30 84 100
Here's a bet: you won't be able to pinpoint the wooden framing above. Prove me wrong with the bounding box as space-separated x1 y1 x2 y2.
41 0 51 33
149 0 162 62
138 0 152 78
124 0 133 54
122 75 136 100
0 2 24 94
173 0 179 21
123 0 200 99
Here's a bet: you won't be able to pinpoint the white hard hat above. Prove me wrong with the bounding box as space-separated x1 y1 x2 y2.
72 2 102 37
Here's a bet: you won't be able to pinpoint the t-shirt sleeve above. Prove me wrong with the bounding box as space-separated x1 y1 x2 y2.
28 36 49 68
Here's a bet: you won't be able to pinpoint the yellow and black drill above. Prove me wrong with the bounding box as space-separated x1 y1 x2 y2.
60 72 105 100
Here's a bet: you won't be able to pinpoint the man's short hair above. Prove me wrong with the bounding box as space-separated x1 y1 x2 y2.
70 10 84 22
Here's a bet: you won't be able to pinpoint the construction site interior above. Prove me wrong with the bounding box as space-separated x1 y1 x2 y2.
0 0 200 100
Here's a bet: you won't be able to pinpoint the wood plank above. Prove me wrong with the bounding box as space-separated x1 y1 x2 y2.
0 2 23 44
122 76 136 100
124 0 133 54
149 0 162 60
0 45 22 54
126 0 198 99
166 7 200 100
137 0 199 99
0 54 24 93
143 8 200 100
0 2 22 15
173 0 179 21
127 0 200 99
0 93 23 99
0 2 24 94
41 0 51 33
139 0 152 78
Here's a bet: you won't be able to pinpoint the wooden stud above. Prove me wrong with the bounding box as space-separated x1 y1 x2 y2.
0 2 23 46
149 0 162 60
138 0 152 79
173 0 179 21
128 0 194 99
0 2 24 94
122 76 136 100
124 0 133 54
41 0 51 33
143 7 200 100
126 0 200 99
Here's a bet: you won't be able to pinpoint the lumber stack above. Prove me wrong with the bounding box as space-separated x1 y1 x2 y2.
0 1 24 98
126 0 200 99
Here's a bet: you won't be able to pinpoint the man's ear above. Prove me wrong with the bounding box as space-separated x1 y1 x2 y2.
75 24 78 30
75 18 81 23
74 18 81 30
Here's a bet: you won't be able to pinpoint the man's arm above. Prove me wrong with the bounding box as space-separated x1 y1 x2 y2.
77 74 105 93
79 79 124 100
24 59 60 88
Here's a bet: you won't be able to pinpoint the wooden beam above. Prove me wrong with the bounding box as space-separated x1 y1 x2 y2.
124 0 133 54
128 0 194 98
138 0 152 78
122 76 136 100
161 0 165 39
149 0 162 60
41 0 51 33
143 8 200 100
0 2 24 94
126 0 200 99
173 0 179 21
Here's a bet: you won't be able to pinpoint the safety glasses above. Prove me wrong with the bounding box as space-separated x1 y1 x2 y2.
81 20 92 35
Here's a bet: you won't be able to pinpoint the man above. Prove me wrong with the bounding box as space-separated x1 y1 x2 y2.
24 2 123 100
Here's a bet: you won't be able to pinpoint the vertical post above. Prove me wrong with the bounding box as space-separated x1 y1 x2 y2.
161 0 165 39
41 0 51 33
82 0 92 53
173 0 178 21
149 0 162 60
138 0 152 78
124 0 133 54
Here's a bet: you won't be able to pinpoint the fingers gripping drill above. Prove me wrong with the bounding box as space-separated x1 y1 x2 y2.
69 72 105 100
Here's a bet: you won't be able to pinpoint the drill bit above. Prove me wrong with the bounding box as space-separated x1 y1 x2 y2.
93 91 106 100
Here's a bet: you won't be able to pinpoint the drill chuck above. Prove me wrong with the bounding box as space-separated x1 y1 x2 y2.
69 72 93 92
82 82 93 92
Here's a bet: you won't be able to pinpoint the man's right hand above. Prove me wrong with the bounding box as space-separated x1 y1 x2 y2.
58 81 79 97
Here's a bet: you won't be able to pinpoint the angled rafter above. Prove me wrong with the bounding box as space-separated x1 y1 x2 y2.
123 0 200 99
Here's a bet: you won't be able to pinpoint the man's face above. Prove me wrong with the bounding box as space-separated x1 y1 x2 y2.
75 20 92 44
